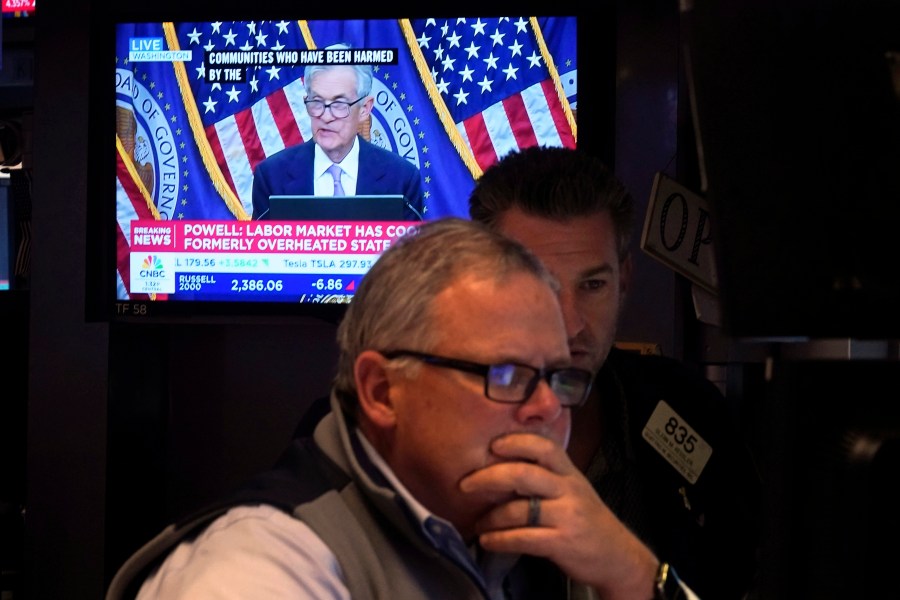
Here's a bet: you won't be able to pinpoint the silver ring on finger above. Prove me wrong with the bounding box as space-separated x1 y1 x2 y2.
526 496 541 527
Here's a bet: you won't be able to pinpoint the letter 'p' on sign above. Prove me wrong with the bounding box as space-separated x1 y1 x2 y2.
640 173 718 294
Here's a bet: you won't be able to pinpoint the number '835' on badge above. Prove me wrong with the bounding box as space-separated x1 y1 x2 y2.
641 400 712 484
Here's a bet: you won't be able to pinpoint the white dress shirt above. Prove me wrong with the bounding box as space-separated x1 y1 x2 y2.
313 140 359 196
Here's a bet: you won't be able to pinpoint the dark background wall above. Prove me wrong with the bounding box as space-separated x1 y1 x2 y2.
24 3 107 596
13 1 691 598
7 0 900 600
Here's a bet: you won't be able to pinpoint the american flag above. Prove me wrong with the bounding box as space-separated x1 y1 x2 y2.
114 16 577 300
406 17 577 174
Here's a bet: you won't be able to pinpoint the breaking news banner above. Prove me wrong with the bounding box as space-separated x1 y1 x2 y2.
128 220 418 302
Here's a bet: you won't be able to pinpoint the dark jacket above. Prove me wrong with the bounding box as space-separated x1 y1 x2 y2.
251 136 423 221
591 347 762 600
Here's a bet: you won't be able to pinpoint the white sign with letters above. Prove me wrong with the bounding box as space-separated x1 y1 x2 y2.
640 173 718 293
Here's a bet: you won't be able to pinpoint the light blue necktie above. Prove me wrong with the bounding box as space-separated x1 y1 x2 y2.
327 164 345 196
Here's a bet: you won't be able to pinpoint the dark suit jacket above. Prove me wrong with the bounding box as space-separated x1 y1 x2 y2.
251 137 424 221
592 347 762 600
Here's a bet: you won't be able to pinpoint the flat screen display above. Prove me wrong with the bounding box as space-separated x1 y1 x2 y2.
93 9 589 320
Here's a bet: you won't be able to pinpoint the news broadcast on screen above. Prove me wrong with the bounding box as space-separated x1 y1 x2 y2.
114 16 577 305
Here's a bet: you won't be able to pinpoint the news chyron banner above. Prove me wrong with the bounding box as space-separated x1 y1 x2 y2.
129 220 418 302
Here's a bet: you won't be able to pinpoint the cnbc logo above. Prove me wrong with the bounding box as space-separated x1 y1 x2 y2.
140 255 166 278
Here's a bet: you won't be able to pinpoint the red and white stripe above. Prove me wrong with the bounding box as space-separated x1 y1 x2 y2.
457 78 575 173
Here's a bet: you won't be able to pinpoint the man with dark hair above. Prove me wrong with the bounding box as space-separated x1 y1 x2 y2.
469 145 762 600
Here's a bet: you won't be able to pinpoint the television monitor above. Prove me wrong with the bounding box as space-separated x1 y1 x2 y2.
88 3 612 322
1 0 36 19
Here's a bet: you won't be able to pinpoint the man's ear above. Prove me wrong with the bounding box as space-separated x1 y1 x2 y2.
358 96 375 120
355 349 397 428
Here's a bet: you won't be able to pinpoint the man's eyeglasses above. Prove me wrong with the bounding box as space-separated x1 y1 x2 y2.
382 350 592 408
304 97 364 119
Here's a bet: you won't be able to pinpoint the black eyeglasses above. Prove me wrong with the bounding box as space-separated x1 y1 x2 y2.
382 350 592 408
304 97 364 119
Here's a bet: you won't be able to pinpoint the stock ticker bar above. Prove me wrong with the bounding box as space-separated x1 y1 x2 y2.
128 220 418 301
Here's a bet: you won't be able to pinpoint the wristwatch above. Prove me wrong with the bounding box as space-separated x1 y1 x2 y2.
654 562 684 600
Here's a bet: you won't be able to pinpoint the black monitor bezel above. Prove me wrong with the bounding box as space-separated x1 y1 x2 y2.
85 1 616 324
